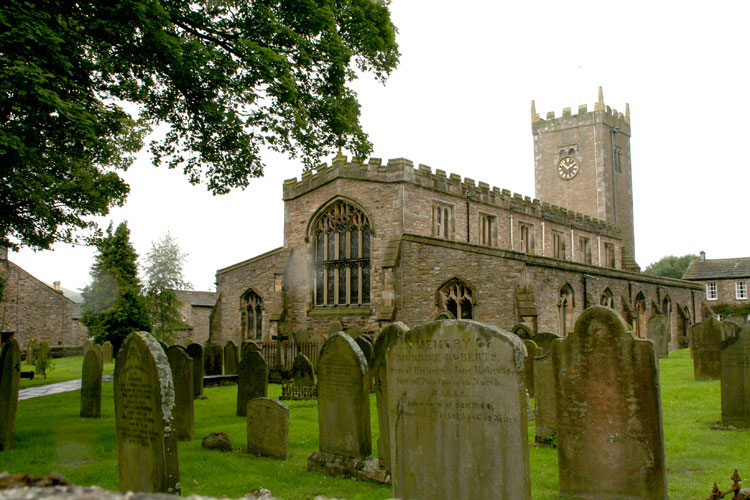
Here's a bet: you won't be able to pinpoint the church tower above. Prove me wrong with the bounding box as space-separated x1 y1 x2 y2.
532 88 639 272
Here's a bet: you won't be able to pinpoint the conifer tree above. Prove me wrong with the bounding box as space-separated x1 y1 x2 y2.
144 232 192 344
81 222 150 353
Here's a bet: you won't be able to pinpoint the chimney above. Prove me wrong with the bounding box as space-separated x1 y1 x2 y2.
699 251 706 261
53 281 63 293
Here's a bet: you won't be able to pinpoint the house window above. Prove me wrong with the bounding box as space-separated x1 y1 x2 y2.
706 282 718 301
604 242 616 268
433 203 453 239
241 290 263 340
552 231 566 260
438 279 474 319
313 200 371 307
736 281 748 300
519 222 534 253
578 236 592 264
479 213 496 247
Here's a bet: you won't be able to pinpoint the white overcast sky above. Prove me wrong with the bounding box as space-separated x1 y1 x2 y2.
11 0 750 294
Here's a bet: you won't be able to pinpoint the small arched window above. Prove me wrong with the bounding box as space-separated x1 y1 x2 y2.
313 200 371 307
241 290 263 340
559 284 575 336
600 288 614 308
438 279 475 319
633 292 647 338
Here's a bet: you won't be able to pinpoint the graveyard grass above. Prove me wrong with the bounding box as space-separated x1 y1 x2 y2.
4 348 748 499
19 355 115 388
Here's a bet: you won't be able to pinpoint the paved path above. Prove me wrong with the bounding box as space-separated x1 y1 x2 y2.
18 374 113 401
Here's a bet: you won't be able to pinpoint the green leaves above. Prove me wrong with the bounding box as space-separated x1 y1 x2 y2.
644 254 699 279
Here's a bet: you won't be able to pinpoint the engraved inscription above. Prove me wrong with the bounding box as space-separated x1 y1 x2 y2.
120 366 158 448
318 357 359 399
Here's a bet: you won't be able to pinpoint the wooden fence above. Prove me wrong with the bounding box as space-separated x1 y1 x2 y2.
259 341 322 371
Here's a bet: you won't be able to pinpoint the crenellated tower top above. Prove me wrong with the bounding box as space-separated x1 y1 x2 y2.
531 87 631 136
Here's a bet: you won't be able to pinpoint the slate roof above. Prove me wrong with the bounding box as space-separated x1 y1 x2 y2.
682 257 750 280
176 290 217 307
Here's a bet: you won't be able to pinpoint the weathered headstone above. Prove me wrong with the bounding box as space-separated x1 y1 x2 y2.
522 339 541 398
553 306 667 500
114 332 180 494
25 339 36 365
186 343 204 398
247 397 289 459
166 346 195 441
83 339 94 356
347 326 364 338
690 316 734 380
241 340 260 360
720 325 750 427
647 314 671 358
354 335 372 366
386 320 530 500
372 322 408 473
204 343 223 375
328 320 343 335
533 350 558 445
80 348 103 418
102 341 114 364
512 323 533 340
0 339 21 450
92 343 104 371
291 353 315 386
224 340 239 375
530 331 560 355
726 315 746 328
237 351 267 417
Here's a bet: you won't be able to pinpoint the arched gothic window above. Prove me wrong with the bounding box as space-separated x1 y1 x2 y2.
662 294 673 342
438 279 474 319
313 200 371 307
559 284 575 336
633 292 647 338
600 288 614 308
241 290 263 340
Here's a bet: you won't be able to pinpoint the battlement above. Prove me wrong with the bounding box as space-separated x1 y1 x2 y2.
283 155 621 237
531 87 631 136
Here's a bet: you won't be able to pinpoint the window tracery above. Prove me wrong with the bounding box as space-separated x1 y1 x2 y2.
438 279 474 319
241 290 263 340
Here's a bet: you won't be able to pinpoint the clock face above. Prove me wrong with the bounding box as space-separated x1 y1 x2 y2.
558 157 579 180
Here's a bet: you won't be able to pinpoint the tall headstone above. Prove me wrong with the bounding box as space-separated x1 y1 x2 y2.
291 353 315 386
313 332 370 458
0 339 21 450
354 336 373 366
531 332 560 355
26 339 36 365
690 316 734 380
166 346 195 441
80 348 103 418
647 314 670 358
553 306 667 500
83 339 94 356
92 343 104 371
247 397 289 459
102 341 114 364
386 320 530 500
533 350 558 445
372 322 408 472
224 341 239 375
522 339 541 398
720 325 750 427
204 343 223 375
237 351 267 417
242 340 260 360
114 332 180 494
186 343 204 398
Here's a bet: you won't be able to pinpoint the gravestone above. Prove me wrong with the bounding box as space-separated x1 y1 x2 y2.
386 320 530 500
26 339 36 365
720 325 750 427
224 341 239 375
114 332 180 494
725 315 746 328
372 322 408 473
186 343 204 398
522 339 541 398
247 397 289 459
690 316 734 380
531 332 560 355
166 346 195 441
533 350 558 445
354 336 373 366
0 339 21 450
204 343 223 375
347 326 365 338
434 310 455 320
102 341 114 364
553 306 667 500
512 323 533 340
647 314 671 358
291 353 315 386
242 340 260 359
36 341 51 378
92 343 104 371
237 351 267 417
328 320 343 335
83 339 94 356
80 348 103 418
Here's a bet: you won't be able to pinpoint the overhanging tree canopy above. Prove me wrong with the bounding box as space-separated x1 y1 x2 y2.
0 0 400 250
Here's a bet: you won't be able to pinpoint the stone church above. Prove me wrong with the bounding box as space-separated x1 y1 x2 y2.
210 89 705 348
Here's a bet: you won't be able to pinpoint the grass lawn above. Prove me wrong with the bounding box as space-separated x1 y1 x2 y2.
19 356 115 389
4 347 749 499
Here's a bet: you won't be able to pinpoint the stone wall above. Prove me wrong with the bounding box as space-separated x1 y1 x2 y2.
705 278 750 308
0 260 87 349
